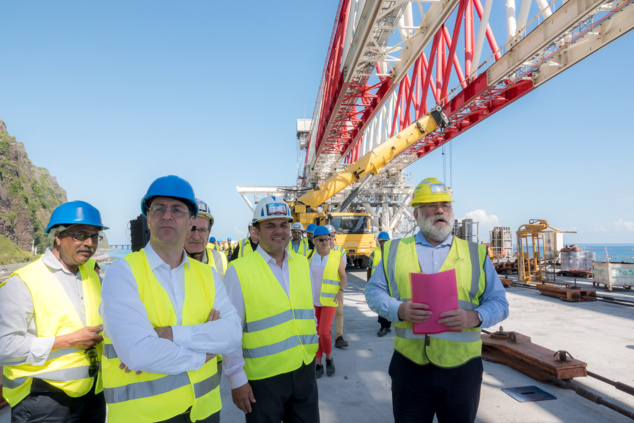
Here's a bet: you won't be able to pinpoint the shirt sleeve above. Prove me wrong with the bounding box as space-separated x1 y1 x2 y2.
100 260 206 375
220 266 249 389
0 276 54 366
171 268 242 354
365 258 402 322
475 257 510 328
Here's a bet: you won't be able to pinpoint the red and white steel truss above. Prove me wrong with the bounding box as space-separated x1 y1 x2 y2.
303 0 634 188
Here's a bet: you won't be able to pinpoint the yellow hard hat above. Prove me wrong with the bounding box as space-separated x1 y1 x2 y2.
409 177 454 207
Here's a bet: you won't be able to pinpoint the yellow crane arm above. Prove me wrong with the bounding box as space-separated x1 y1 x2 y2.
298 106 450 208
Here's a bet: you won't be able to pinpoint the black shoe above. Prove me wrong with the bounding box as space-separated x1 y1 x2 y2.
316 364 324 379
377 327 389 337
335 336 348 348
326 358 335 376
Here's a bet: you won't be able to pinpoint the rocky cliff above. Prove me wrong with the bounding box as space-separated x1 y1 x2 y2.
0 121 67 254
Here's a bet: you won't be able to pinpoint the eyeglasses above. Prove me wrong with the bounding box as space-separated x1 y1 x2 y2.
419 202 453 210
315 238 330 243
189 226 210 236
149 205 189 218
62 231 103 243
86 347 99 377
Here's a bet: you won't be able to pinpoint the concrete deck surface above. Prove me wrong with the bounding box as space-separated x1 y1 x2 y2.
1 268 632 422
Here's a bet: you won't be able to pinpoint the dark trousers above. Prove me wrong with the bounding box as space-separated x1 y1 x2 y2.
11 384 105 423
157 411 219 423
377 315 392 329
247 359 319 423
389 351 483 423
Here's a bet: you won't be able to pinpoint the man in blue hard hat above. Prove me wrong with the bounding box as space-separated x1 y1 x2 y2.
305 223 317 251
0 201 108 423
100 175 241 423
367 231 392 337
208 237 220 252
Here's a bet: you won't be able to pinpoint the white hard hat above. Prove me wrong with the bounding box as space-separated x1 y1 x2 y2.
291 222 305 231
252 196 293 225
196 198 214 227
326 224 336 234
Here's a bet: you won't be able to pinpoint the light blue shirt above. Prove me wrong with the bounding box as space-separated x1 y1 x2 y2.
365 232 509 329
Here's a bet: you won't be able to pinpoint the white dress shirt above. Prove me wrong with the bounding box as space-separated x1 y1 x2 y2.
0 249 90 366
222 245 314 389
100 242 241 375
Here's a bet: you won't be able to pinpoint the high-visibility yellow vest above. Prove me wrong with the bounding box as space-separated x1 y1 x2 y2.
207 242 220 251
102 250 221 423
334 245 347 256
370 247 382 276
1 258 102 406
238 238 254 258
383 236 486 367
232 251 318 380
206 247 228 276
316 250 342 307
287 238 309 256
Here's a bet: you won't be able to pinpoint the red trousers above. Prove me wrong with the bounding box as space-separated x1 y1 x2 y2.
314 305 336 358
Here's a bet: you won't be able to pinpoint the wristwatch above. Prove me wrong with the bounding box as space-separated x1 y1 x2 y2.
476 311 483 327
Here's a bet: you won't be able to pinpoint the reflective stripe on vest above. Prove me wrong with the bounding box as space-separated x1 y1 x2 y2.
233 251 318 380
370 247 381 276
1 258 102 407
102 250 221 422
288 239 308 256
319 250 341 306
240 238 254 258
383 236 487 367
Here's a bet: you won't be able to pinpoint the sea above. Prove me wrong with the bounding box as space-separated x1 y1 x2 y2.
575 243 634 263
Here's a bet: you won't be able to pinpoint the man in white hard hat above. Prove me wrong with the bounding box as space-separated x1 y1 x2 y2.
288 222 309 256
0 201 107 423
366 177 509 423
100 175 241 423
224 196 319 422
185 198 228 280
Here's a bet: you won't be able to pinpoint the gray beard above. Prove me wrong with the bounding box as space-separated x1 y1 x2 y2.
417 210 454 242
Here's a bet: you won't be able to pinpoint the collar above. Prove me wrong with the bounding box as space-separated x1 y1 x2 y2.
145 242 189 270
42 248 76 275
256 244 293 263
414 231 453 248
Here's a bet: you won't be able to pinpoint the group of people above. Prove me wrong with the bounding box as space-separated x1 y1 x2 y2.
0 175 509 423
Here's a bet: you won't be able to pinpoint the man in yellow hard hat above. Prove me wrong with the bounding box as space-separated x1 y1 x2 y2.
100 175 241 423
0 201 107 423
223 196 319 422
365 177 509 423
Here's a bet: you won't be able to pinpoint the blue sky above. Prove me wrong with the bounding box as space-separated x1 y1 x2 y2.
1 1 632 246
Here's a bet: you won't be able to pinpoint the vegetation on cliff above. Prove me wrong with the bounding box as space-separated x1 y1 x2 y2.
0 120 67 262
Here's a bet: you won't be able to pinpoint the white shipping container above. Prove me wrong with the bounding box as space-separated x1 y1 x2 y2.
592 262 634 291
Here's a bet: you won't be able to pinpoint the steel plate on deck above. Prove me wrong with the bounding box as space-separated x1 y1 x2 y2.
502 386 557 402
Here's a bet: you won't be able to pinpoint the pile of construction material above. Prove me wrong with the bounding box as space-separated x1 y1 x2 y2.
560 245 595 271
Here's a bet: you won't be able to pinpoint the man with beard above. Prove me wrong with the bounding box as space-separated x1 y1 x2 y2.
0 201 108 423
366 177 509 423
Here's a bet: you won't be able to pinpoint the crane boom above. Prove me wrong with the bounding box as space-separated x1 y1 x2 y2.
298 106 449 208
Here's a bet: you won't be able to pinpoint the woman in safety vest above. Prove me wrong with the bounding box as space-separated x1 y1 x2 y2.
308 225 347 377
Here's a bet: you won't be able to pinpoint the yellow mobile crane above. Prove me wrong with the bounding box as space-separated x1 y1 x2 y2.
289 106 449 267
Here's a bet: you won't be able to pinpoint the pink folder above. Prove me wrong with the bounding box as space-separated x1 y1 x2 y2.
410 269 459 334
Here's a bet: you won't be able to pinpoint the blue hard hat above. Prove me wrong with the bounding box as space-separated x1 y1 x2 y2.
209 237 216 243
141 175 197 218
378 231 390 240
306 223 317 233
46 201 108 234
227 237 232 241
313 225 330 238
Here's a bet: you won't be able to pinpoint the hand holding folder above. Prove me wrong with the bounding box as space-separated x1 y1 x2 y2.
409 269 459 334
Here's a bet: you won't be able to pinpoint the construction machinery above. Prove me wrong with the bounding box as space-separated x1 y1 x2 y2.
238 106 449 267
517 219 574 283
